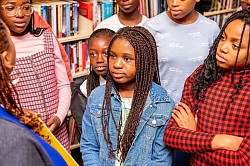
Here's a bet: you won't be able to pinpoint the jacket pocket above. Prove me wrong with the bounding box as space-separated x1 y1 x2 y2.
146 114 168 127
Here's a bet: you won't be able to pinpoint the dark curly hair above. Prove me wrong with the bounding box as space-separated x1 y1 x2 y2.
192 9 250 105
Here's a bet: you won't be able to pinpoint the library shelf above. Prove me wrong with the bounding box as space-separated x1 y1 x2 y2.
204 8 237 17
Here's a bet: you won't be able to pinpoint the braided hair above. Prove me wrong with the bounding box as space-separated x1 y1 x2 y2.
192 9 250 104
86 28 115 96
0 20 46 140
102 26 160 163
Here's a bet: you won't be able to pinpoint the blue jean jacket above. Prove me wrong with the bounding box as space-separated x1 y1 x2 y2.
80 82 174 166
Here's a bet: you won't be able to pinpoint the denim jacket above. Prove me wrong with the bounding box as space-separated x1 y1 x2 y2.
80 82 174 166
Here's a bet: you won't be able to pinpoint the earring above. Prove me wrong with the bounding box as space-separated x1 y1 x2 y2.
11 66 20 85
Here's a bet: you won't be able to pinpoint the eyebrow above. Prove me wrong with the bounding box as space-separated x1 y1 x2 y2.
4 1 30 5
122 53 133 57
224 31 242 42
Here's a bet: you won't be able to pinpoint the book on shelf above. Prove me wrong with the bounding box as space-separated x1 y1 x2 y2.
33 0 80 38
79 1 94 21
63 40 88 74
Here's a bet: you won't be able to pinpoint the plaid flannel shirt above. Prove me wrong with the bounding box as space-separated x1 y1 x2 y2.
164 67 250 166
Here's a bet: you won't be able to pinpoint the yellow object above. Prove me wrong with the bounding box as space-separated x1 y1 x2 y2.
38 118 79 166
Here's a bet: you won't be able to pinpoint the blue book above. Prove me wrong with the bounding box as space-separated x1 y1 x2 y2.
102 1 113 20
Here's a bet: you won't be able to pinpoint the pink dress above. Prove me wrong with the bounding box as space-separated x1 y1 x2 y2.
10 30 71 152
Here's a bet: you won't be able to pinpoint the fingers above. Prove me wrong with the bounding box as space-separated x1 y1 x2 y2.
172 102 197 131
172 111 182 127
46 116 61 133
172 106 186 119
48 123 57 133
179 102 192 115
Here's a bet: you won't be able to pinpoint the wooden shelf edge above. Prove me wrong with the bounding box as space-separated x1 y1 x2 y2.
58 34 90 43
72 70 89 79
58 15 93 43
204 8 237 17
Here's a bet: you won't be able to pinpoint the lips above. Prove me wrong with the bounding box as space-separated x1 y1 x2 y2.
171 10 181 16
95 66 107 71
14 22 26 28
111 72 124 78
216 53 227 63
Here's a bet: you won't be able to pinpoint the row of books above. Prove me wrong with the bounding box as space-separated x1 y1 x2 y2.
210 0 240 11
79 0 115 28
207 12 232 28
79 0 239 28
78 0 168 28
33 0 79 38
63 40 88 74
139 0 168 18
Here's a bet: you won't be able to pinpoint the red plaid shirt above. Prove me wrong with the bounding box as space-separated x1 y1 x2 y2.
164 67 250 166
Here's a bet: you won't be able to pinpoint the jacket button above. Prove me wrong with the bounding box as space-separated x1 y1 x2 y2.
152 119 157 125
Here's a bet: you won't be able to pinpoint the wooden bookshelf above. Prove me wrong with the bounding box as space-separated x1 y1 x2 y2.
204 8 237 17
58 16 93 43
72 69 89 79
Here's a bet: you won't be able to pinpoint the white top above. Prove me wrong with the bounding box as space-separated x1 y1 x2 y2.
144 12 220 104
80 75 106 97
94 14 149 32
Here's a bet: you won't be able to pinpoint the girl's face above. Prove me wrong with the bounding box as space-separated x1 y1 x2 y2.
109 38 136 87
89 35 110 76
167 0 199 24
117 0 139 13
0 0 32 36
216 19 250 70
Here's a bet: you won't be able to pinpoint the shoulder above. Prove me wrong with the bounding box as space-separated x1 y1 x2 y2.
0 119 32 138
0 119 52 165
150 82 172 102
0 119 41 147
143 12 169 33
95 14 120 31
144 12 167 25
88 84 106 102
197 13 219 29
139 15 149 25
149 83 175 116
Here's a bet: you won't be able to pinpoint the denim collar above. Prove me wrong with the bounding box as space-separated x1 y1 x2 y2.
110 82 170 103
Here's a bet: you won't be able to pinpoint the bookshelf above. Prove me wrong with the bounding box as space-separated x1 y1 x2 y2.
58 15 92 78
58 16 93 44
72 69 89 78
33 0 92 78
204 8 237 17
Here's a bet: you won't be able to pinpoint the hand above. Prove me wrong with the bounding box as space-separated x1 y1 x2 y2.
172 102 196 131
212 134 243 151
46 116 61 133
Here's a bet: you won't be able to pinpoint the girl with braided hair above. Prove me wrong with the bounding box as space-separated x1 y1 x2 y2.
71 28 115 141
0 19 66 166
0 0 71 151
80 26 174 165
164 9 250 165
